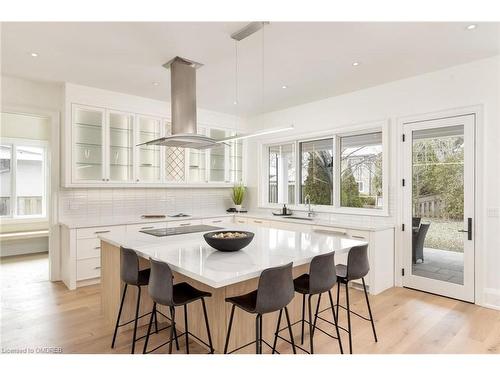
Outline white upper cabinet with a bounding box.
[107,111,134,182]
[66,104,243,187]
[72,105,105,182]
[136,115,162,183]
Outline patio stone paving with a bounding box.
[412,247,464,285]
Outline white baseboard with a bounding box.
[480,288,500,311]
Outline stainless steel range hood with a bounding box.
[138,56,224,150]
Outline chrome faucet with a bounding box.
[304,195,315,218]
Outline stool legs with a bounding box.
[272,309,283,354]
[131,285,142,354]
[362,278,377,342]
[300,294,306,345]
[284,307,296,354]
[143,302,156,354]
[168,306,176,354]
[308,295,314,354]
[255,314,262,354]
[184,304,190,354]
[328,290,343,354]
[345,282,353,354]
[224,305,236,354]
[201,298,214,354]
[111,283,128,349]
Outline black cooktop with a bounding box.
[140,225,222,237]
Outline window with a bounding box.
[268,143,295,204]
[262,123,387,215]
[299,138,333,205]
[340,132,383,209]
[0,139,47,219]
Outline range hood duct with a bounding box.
[138,56,225,150]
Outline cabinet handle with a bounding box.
[94,246,101,250]
[141,226,154,229]
[212,220,222,223]
[351,235,366,240]
[254,220,263,224]
[136,179,140,182]
[94,230,110,234]
[94,266,101,270]
[179,223,191,226]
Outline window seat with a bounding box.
[0,230,49,241]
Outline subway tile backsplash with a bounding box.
[59,188,233,222]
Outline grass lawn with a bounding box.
[421,218,464,252]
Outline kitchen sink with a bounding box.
[283,216,314,221]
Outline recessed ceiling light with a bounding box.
[233,101,238,105]
[30,52,38,57]
[281,85,288,89]
[466,24,477,30]
[352,61,360,66]
[152,82,159,86]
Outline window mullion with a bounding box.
[11,144,17,218]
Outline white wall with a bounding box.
[244,56,500,309]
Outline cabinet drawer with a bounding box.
[234,217,248,224]
[77,225,125,239]
[347,229,369,241]
[127,222,166,233]
[167,220,201,228]
[202,217,232,225]
[249,218,269,227]
[77,238,101,259]
[77,257,101,281]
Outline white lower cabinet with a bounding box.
[202,217,233,226]
[77,257,101,281]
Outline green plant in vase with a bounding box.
[232,184,246,212]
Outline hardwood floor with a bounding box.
[1,253,499,354]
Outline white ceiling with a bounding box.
[2,22,499,116]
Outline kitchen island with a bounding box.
[99,224,366,353]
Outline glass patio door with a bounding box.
[402,114,475,302]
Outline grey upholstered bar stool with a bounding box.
[335,244,377,354]
[111,247,165,354]
[293,251,343,354]
[143,258,214,354]
[223,263,296,354]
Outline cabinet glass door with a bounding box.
[73,106,105,181]
[137,116,161,182]
[108,112,133,182]
[229,135,243,183]
[188,126,207,182]
[208,128,227,182]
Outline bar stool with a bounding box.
[293,251,343,354]
[335,244,377,354]
[142,258,214,354]
[223,263,296,354]
[111,247,177,354]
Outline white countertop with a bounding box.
[239,212,394,232]
[99,223,366,289]
[59,212,234,229]
[60,211,393,232]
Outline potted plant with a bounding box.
[232,183,246,212]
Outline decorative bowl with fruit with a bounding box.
[203,231,255,252]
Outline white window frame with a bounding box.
[0,137,49,223]
[258,120,389,217]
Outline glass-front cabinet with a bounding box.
[108,111,134,182]
[70,104,243,186]
[73,106,105,182]
[136,116,162,183]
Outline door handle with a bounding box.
[458,218,472,241]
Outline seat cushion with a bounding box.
[136,268,151,286]
[293,273,310,294]
[172,282,211,306]
[336,264,348,280]
[225,290,258,313]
